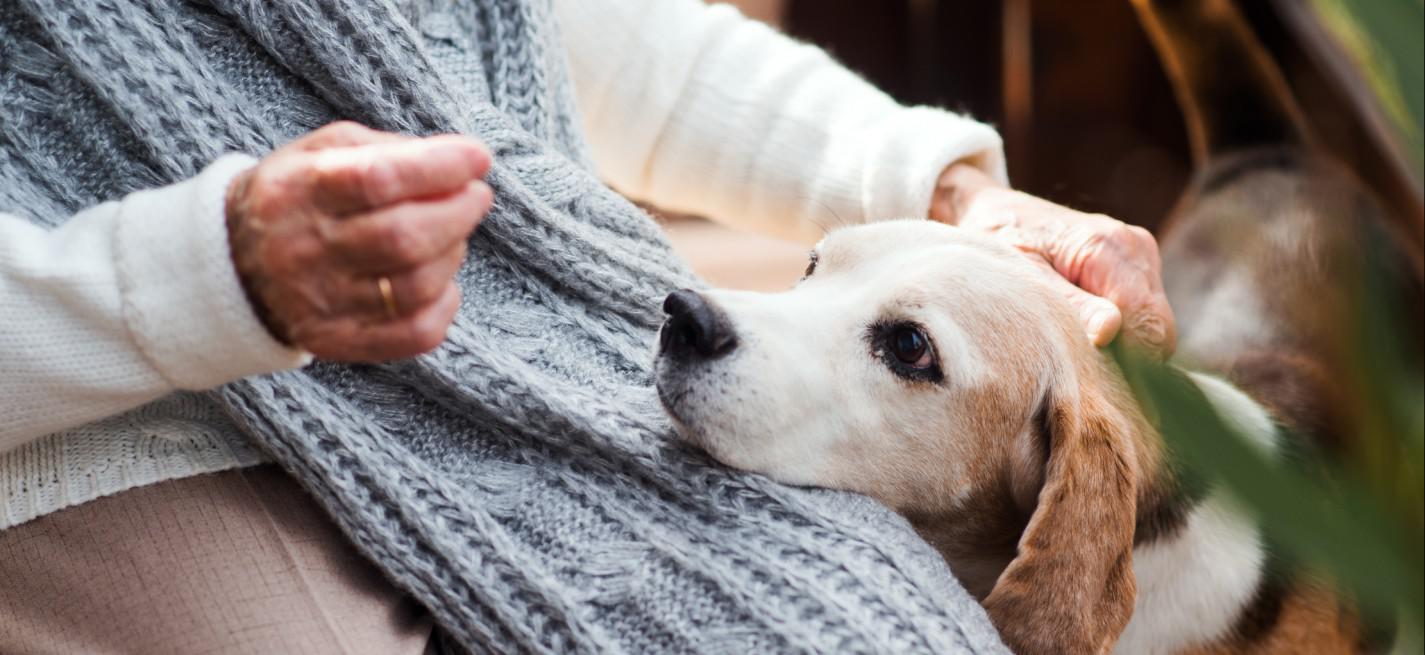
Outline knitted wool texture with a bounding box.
[0,1,1008,652]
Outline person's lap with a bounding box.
[0,465,432,655]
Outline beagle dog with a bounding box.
[656,213,1390,653]
[654,1,1420,653]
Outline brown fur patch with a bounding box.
[1179,578,1365,655]
[908,470,1031,601]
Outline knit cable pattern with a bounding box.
[0,1,1008,652]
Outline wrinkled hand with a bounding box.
[930,162,1176,357]
[225,121,493,361]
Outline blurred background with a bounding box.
[666,0,1424,291]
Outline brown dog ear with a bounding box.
[983,389,1139,655]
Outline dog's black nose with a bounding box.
[661,289,737,359]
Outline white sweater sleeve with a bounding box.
[0,155,311,451]
[556,0,1008,244]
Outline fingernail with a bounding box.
[462,140,493,173]
[473,146,493,170]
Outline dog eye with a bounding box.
[890,326,931,367]
[802,250,819,279]
[869,321,943,383]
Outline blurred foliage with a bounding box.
[1111,5,1424,650]
[1112,250,1424,652]
[1310,0,1425,176]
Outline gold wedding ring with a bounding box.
[377,276,398,319]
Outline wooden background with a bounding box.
[665,0,1422,291]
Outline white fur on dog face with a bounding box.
[656,219,1083,512]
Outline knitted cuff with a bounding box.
[860,107,1007,222]
[113,154,312,390]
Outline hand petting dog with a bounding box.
[931,161,1177,357]
[224,122,494,362]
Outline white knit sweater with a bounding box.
[0,0,1004,527]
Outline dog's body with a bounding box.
[654,1,1418,653]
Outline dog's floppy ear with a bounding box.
[983,388,1138,655]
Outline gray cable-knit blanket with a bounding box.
[0,0,1007,651]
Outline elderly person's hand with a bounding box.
[225,121,493,362]
[929,161,1176,358]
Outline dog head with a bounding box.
[655,219,1143,654]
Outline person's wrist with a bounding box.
[224,167,292,346]
[929,160,1002,225]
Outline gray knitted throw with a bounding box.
[0,1,1007,652]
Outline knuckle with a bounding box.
[338,163,372,201]
[1081,212,1119,232]
[311,159,363,202]
[1079,228,1112,254]
[246,172,289,217]
[1131,225,1162,256]
[381,223,426,265]
[1103,222,1147,253]
[393,274,436,311]
[362,159,400,206]
[1127,311,1171,347]
[322,120,367,141]
[410,268,450,304]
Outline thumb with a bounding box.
[1073,290,1123,348]
[1033,258,1122,346]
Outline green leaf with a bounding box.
[1112,341,1424,634]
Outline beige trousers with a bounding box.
[0,465,433,655]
